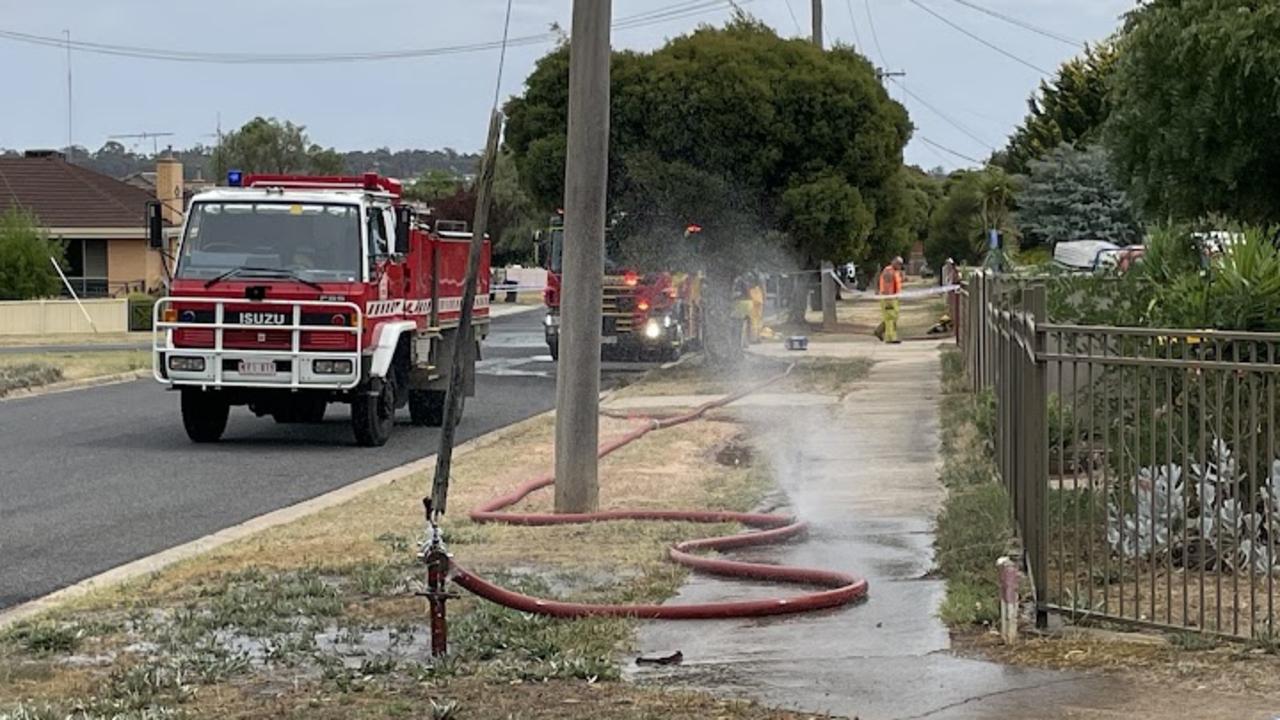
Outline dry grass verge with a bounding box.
[613,354,873,399]
[956,630,1280,698]
[0,397,824,718]
[0,350,148,387]
[0,332,150,348]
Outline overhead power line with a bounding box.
[917,136,985,165]
[0,0,748,65]
[905,0,1052,75]
[841,0,865,52]
[889,78,994,150]
[862,0,890,67]
[782,0,804,34]
[944,0,1084,48]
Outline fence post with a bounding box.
[1026,284,1049,629]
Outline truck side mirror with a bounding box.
[147,201,164,249]
[395,206,413,255]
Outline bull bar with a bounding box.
[153,297,365,391]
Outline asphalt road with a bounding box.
[0,309,631,610]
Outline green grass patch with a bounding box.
[0,622,82,656]
[1168,631,1220,652]
[934,349,1016,629]
[939,577,1001,627]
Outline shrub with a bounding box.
[0,209,63,300]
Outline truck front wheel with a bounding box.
[409,389,446,427]
[181,389,229,443]
[351,379,395,447]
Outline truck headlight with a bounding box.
[644,319,663,340]
[169,356,205,372]
[313,359,354,374]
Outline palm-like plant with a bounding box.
[1147,227,1280,332]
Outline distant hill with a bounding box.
[1,144,480,183]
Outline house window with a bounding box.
[61,239,109,297]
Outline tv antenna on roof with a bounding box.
[108,131,176,155]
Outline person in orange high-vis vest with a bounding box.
[877,256,904,343]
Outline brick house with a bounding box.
[0,150,183,297]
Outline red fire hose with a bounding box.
[450,364,869,619]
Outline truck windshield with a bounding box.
[546,226,621,273]
[548,227,564,273]
[175,202,362,282]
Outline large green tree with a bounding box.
[1016,144,1140,248]
[0,209,63,300]
[211,117,344,178]
[1105,0,1280,224]
[994,44,1116,175]
[505,18,910,343]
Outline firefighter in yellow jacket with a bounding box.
[747,274,765,342]
[877,256,904,344]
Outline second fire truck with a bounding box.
[540,215,703,362]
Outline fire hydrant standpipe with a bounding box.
[449,364,870,619]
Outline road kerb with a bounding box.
[0,408,554,631]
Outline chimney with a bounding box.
[156,149,184,225]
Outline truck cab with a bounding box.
[153,172,489,446]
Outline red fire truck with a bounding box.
[150,172,490,446]
[541,215,701,362]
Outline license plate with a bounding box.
[238,360,277,376]
[601,336,618,345]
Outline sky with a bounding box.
[0,0,1134,171]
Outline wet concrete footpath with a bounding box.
[626,339,1277,720]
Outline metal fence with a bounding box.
[960,270,1280,640]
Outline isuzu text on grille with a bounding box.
[239,312,287,325]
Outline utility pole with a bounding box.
[554,0,611,513]
[811,0,839,331]
[811,0,823,47]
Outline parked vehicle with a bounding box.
[1052,239,1144,273]
[151,172,490,446]
[540,214,702,362]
